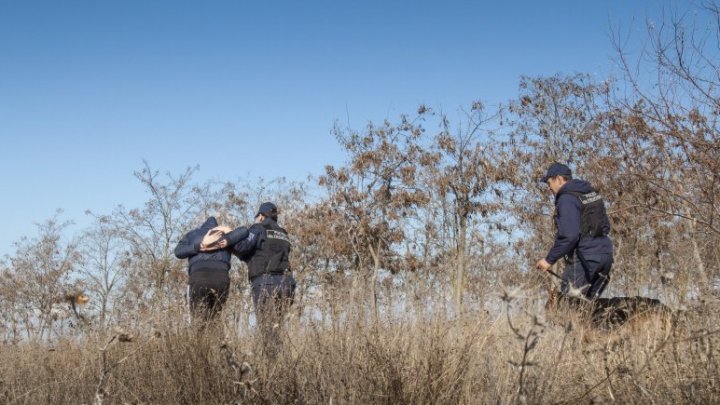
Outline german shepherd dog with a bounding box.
[545,287,673,343]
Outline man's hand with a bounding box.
[212,226,232,234]
[536,258,552,272]
[200,239,227,252]
[200,228,225,252]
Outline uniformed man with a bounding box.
[229,202,295,352]
[536,163,614,299]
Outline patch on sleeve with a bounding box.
[266,229,291,244]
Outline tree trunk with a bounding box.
[453,215,467,315]
[689,218,711,298]
[368,242,381,322]
[100,293,108,331]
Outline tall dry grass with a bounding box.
[1,287,718,404]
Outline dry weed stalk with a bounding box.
[501,285,545,403]
[93,328,152,405]
[219,340,256,400]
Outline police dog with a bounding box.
[545,287,673,344]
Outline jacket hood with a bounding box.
[559,179,595,195]
[200,216,219,230]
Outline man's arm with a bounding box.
[174,229,203,259]
[213,226,250,249]
[230,224,263,258]
[545,195,582,264]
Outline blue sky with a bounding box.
[0,0,679,256]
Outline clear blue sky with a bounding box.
[0,0,679,256]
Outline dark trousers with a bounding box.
[189,269,230,322]
[561,253,613,299]
[251,273,296,354]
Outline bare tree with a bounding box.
[421,103,507,313]
[108,162,201,309]
[0,212,81,341]
[610,2,720,297]
[78,214,130,331]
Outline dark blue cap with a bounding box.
[541,163,572,182]
[256,202,278,217]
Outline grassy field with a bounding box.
[1,289,718,405]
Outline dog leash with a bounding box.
[545,268,565,281]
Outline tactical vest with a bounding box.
[556,189,608,238]
[247,222,292,280]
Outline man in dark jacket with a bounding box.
[536,163,614,299]
[230,202,295,353]
[174,216,248,321]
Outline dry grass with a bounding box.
[1,291,718,404]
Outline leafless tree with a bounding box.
[421,103,508,312]
[0,212,81,341]
[610,2,720,297]
[78,213,130,331]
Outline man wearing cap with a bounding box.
[536,163,614,299]
[230,202,295,352]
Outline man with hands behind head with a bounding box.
[174,216,248,322]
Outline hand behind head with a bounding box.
[200,228,226,251]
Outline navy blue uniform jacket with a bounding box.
[546,180,613,265]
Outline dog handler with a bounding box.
[535,163,614,299]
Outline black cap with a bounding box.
[256,202,278,217]
[540,163,572,182]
